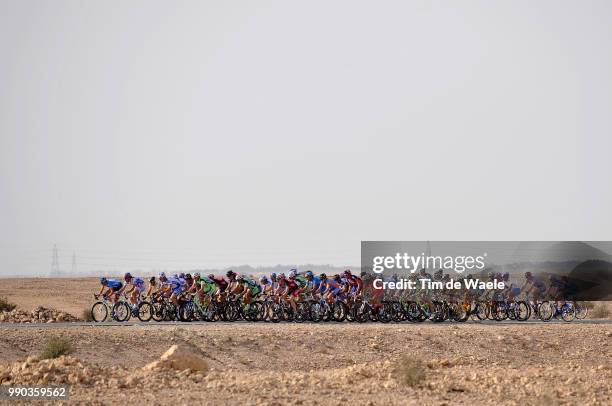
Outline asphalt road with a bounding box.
[1,319,611,329]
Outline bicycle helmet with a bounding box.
[259,275,268,283]
[193,272,200,279]
[305,270,313,278]
[208,274,215,280]
[149,276,156,283]
[124,272,132,281]
[320,273,327,280]
[288,269,297,278]
[99,277,107,284]
[226,270,236,278]
[333,274,341,282]
[525,271,532,279]
[277,273,286,280]
[502,272,509,280]
[271,272,277,281]
[237,275,244,281]
[344,269,352,277]
[179,272,185,279]
[185,273,192,280]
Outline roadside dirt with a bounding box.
[0,323,611,405]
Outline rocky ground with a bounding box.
[0,306,80,324]
[0,322,611,405]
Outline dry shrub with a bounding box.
[0,297,17,312]
[81,307,94,322]
[40,337,75,359]
[394,355,426,387]
[0,296,16,312]
[591,303,611,319]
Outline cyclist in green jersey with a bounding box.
[236,275,261,305]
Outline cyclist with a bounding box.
[208,273,229,296]
[322,274,342,304]
[236,275,261,304]
[343,269,363,299]
[278,273,300,312]
[195,273,218,306]
[288,269,308,294]
[145,276,158,298]
[259,275,274,295]
[160,272,185,305]
[304,271,323,295]
[98,277,123,303]
[520,272,546,302]
[118,272,145,308]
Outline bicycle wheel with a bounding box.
[136,302,152,322]
[575,303,588,319]
[178,302,194,322]
[112,302,129,322]
[91,302,108,322]
[560,302,575,322]
[514,301,530,321]
[475,302,488,320]
[294,302,310,323]
[538,301,554,321]
[332,301,347,322]
[151,301,165,322]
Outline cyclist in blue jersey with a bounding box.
[159,272,185,305]
[98,277,123,303]
[322,275,342,303]
[118,272,145,308]
[304,270,322,295]
[259,275,274,295]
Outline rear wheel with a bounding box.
[575,303,588,319]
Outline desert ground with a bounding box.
[0,278,611,405]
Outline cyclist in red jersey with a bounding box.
[278,274,299,312]
[343,269,363,298]
[208,273,229,296]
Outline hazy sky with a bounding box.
[1,1,611,275]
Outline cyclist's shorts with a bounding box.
[349,285,359,295]
[327,287,340,296]
[288,287,300,297]
[511,287,521,296]
[171,285,183,295]
[249,286,261,296]
[111,283,123,292]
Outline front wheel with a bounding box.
[137,302,152,322]
[112,302,130,322]
[91,302,108,322]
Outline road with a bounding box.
[1,319,611,328]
